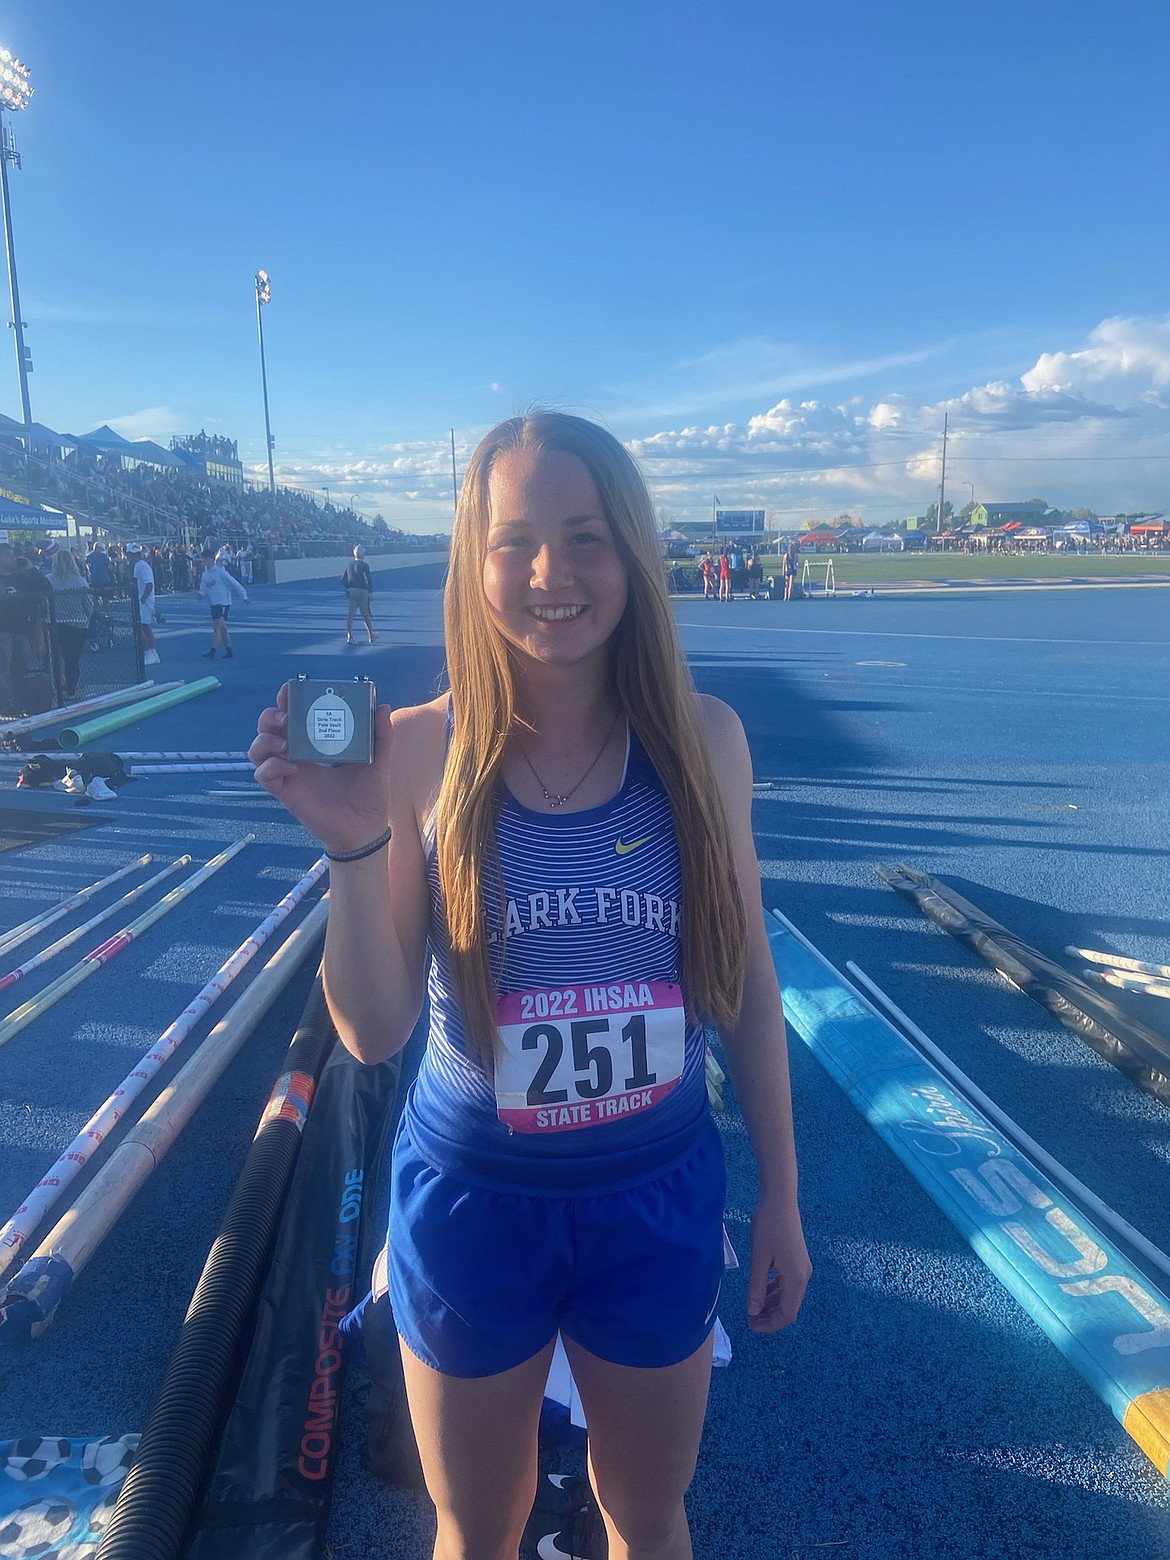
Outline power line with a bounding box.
[641,452,1170,476]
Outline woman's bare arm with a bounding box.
[251,691,446,1064]
[700,694,812,1332]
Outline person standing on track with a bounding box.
[251,412,810,1560]
[127,544,160,666]
[342,544,377,644]
[197,546,249,661]
[782,541,799,602]
[718,547,732,601]
[47,544,92,700]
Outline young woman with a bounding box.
[783,541,799,602]
[47,545,92,699]
[251,413,810,1560]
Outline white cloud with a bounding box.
[264,433,487,529]
[624,315,1170,522]
[102,406,195,442]
[239,314,1170,530]
[605,335,951,422]
[1020,314,1170,408]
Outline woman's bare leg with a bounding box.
[562,1332,714,1560]
[398,1337,555,1560]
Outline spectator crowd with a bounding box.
[0,535,261,714]
[0,433,430,566]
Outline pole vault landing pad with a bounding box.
[769,911,1170,1478]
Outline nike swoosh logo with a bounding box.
[615,833,656,856]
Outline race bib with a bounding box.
[495,980,685,1134]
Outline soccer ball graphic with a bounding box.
[0,1495,76,1557]
[0,1441,71,1484]
[79,1435,137,1489]
[82,1485,123,1540]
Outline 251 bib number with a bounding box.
[495,980,685,1134]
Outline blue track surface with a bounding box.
[1,573,1168,1558]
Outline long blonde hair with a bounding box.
[51,549,83,584]
[436,412,747,1066]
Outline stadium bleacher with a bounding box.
[0,418,425,565]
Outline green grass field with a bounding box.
[752,551,1170,584]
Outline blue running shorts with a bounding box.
[386,1115,726,1378]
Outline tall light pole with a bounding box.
[254,270,276,496]
[965,479,975,517]
[936,412,949,534]
[0,48,34,475]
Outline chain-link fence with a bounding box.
[0,588,145,725]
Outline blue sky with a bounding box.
[2,0,1168,530]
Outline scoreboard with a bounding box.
[715,509,764,536]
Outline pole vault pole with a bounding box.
[0,838,253,1052]
[0,895,329,1341]
[1069,947,1170,982]
[0,857,327,1283]
[90,752,252,763]
[0,856,153,961]
[0,856,190,994]
[127,763,254,777]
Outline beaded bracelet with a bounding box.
[324,826,393,863]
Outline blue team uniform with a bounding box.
[388,727,726,1377]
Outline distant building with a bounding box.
[970,501,1049,529]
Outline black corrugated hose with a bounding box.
[97,973,336,1560]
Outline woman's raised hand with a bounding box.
[249,682,395,855]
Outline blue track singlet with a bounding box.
[404,726,711,1195]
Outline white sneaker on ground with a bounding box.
[87,777,117,801]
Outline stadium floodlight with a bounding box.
[0,52,32,112]
[0,47,33,458]
[254,269,276,496]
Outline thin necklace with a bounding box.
[517,709,623,809]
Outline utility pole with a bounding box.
[937,412,949,534]
[0,50,35,481]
